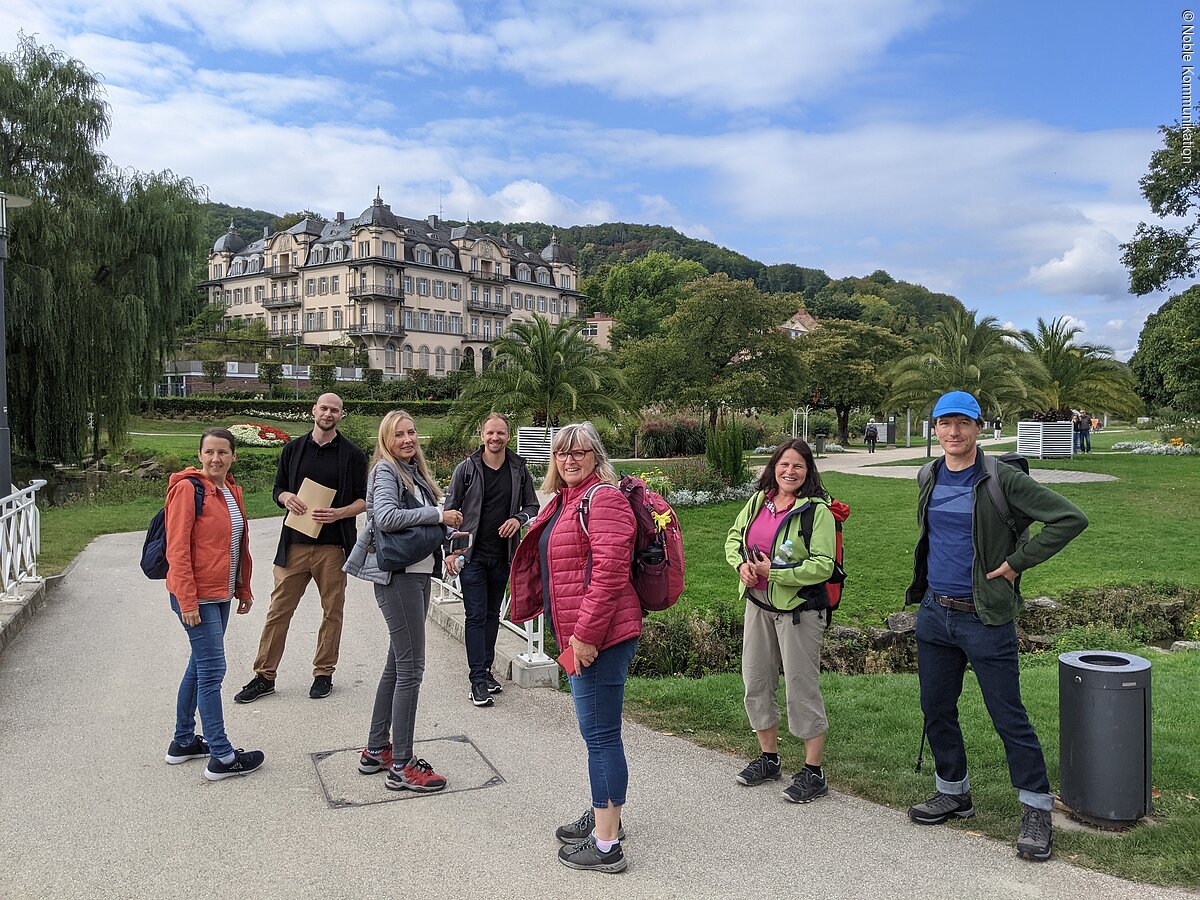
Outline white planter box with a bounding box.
[1016,421,1075,459]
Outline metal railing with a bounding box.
[349,283,404,300]
[431,575,549,664]
[1,480,46,597]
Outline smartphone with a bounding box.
[449,533,471,552]
[557,645,577,676]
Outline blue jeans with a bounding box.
[915,590,1053,810]
[170,596,233,760]
[569,637,639,809]
[458,551,509,684]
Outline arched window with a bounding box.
[403,344,413,371]
[451,348,461,371]
[419,346,430,371]
[385,342,397,371]
[438,250,455,268]
[536,268,550,285]
[435,347,445,372]
[517,264,531,282]
[415,245,432,265]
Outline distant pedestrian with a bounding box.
[864,422,879,454]
[164,428,264,781]
[1078,412,1092,453]
[992,418,1002,441]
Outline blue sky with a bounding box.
[3,1,1185,356]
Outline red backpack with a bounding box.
[798,497,850,624]
[579,475,686,613]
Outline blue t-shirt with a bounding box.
[926,458,982,597]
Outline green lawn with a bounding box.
[625,649,1200,887]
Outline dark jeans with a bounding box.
[569,637,639,808]
[459,551,509,684]
[170,596,233,760]
[915,590,1053,810]
[369,573,431,764]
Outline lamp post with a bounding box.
[0,191,32,497]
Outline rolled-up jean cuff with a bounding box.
[935,773,971,795]
[1019,790,1055,811]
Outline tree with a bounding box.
[1129,286,1200,412]
[2,36,204,460]
[588,251,707,346]
[1016,317,1143,416]
[886,309,1037,419]
[362,368,383,398]
[273,209,328,231]
[800,321,907,444]
[1121,124,1200,295]
[620,274,805,427]
[310,363,337,393]
[259,361,283,397]
[202,360,226,394]
[452,316,627,432]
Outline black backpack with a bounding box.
[140,476,205,579]
[918,451,1030,541]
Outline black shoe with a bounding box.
[165,735,210,765]
[204,748,265,781]
[470,682,494,707]
[908,790,975,825]
[233,675,275,704]
[484,672,503,694]
[310,675,333,699]
[782,768,828,804]
[558,835,627,873]
[1016,803,1053,861]
[735,753,782,786]
[555,807,625,844]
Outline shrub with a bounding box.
[706,422,747,486]
[636,415,704,458]
[739,420,767,451]
[144,397,453,418]
[337,416,377,453]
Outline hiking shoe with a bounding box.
[1016,804,1053,862]
[555,807,626,844]
[233,675,275,704]
[204,749,265,781]
[558,835,627,873]
[470,682,494,707]
[358,744,393,775]
[484,672,503,694]
[310,675,333,699]
[165,735,209,765]
[908,790,976,825]
[385,758,447,793]
[782,768,828,804]
[735,753,782,786]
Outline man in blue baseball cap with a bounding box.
[904,390,1087,862]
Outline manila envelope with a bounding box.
[284,477,338,538]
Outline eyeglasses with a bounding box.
[553,448,593,462]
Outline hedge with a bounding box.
[142,397,455,418]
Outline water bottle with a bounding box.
[643,541,666,566]
[773,539,794,566]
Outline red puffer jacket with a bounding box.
[509,473,642,650]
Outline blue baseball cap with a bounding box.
[932,390,982,421]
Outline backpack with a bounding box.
[865,424,878,440]
[796,497,850,625]
[917,451,1030,542]
[140,476,205,579]
[578,475,685,613]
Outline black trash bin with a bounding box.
[1058,651,1151,824]
[814,433,827,456]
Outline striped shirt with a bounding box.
[200,487,245,603]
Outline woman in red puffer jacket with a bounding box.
[509,422,639,874]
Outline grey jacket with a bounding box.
[343,460,446,585]
[444,448,540,564]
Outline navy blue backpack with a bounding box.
[140,476,205,579]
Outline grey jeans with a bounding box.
[368,573,431,763]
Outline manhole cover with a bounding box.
[312,734,505,808]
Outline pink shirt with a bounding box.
[744,496,796,590]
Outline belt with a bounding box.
[933,593,976,612]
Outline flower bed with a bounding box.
[1111,440,1198,455]
[229,423,291,447]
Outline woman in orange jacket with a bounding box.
[164,428,264,781]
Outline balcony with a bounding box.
[347,322,404,337]
[467,299,512,316]
[263,294,302,309]
[349,282,404,301]
[470,270,506,283]
[266,262,293,278]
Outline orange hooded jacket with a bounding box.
[165,467,253,613]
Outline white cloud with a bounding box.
[1025,231,1128,298]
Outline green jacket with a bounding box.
[905,451,1088,625]
[725,491,836,611]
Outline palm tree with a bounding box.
[452,315,628,433]
[1017,317,1143,416]
[886,308,1039,417]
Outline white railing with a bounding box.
[1,480,46,597]
[431,575,550,664]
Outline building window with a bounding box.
[536,295,546,312]
[332,244,341,262]
[471,285,479,304]
[403,276,413,294]
[439,250,454,268]
[419,311,430,331]
[360,307,368,328]
[561,274,572,289]
[305,279,316,296]
[403,309,413,330]
[483,288,491,307]
[451,348,461,370]
[403,345,413,370]
[511,291,521,309]
[381,241,397,259]
[495,320,504,337]
[385,307,395,329]
[551,297,560,313]
[254,286,264,302]
[434,280,445,298]
[333,309,343,330]
[415,246,432,264]
[435,313,445,333]
[470,257,479,272]
[563,299,570,316]
[450,283,460,301]
[435,347,445,372]
[291,312,299,332]
[419,346,430,371]
[233,288,242,304]
[537,269,550,285]
[525,295,533,310]
[213,263,223,279]
[417,278,429,295]
[358,240,370,258]
[517,264,530,282]
[224,291,232,307]
[271,314,278,332]
[318,277,328,295]
[451,315,462,334]
[385,343,397,371]
[331,275,340,294]
[385,273,395,291]
[471,317,479,335]
[483,320,492,339]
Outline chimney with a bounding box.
[263,226,270,238]
[427,214,439,229]
[516,233,524,246]
[336,211,345,225]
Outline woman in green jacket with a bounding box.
[725,439,837,804]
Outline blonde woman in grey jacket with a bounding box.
[347,410,462,792]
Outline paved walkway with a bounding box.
[0,514,1187,899]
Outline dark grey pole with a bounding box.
[0,228,10,496]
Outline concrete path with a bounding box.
[0,516,1188,899]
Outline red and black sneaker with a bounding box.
[385,757,447,793]
[359,744,393,775]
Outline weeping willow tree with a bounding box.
[1,35,204,461]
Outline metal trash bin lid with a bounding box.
[1059,650,1150,689]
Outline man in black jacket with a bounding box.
[444,414,540,707]
[235,393,367,702]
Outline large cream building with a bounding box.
[203,191,585,377]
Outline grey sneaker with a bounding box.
[1016,804,1053,861]
[735,753,782,786]
[908,790,975,825]
[558,835,627,873]
[555,807,625,844]
[782,768,828,804]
